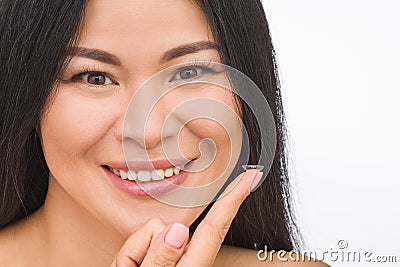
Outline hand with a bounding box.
[111,169,263,267]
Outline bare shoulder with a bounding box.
[214,245,331,267]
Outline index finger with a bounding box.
[177,170,263,266]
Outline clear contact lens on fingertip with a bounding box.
[241,164,264,171]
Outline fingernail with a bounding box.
[249,172,263,193]
[164,223,189,249]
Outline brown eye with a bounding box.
[81,72,113,85]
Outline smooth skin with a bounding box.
[111,170,263,267]
[0,0,330,266]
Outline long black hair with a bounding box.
[0,0,303,252]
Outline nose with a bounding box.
[120,87,179,150]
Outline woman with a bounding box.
[0,0,328,266]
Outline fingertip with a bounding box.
[249,171,263,193]
[141,222,189,266]
[164,223,189,250]
[221,170,258,196]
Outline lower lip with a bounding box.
[103,163,191,198]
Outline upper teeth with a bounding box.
[109,165,184,182]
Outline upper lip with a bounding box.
[103,158,194,172]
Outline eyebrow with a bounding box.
[69,41,219,66]
[69,47,122,66]
[159,41,219,63]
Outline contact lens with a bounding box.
[241,165,264,171]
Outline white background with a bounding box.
[262,1,400,266]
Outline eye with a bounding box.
[170,66,207,82]
[80,72,113,85]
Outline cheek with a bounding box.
[40,88,117,167]
[186,118,241,161]
[185,88,242,155]
[178,89,242,180]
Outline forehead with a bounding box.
[78,0,213,66]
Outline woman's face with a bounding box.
[40,0,242,237]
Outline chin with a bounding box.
[105,202,204,237]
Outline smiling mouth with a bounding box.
[101,159,195,183]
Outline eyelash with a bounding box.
[65,59,217,88]
[69,67,117,88]
[168,59,216,83]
